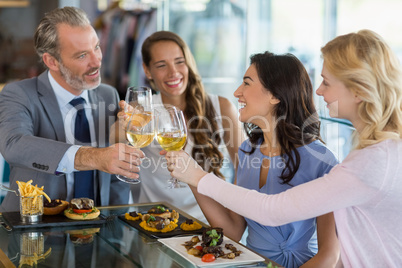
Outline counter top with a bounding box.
[0,202,282,268]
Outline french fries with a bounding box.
[18,248,52,268]
[16,180,51,216]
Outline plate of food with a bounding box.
[158,227,265,267]
[118,205,206,238]
[2,197,106,229]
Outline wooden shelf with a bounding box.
[0,0,30,7]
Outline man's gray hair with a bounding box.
[34,6,91,63]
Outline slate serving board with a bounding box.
[118,208,205,239]
[2,211,106,230]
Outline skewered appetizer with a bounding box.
[138,206,180,232]
[147,205,179,219]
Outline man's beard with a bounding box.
[59,61,101,91]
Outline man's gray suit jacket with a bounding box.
[0,71,130,212]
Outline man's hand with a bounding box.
[110,101,131,144]
[117,100,130,130]
[117,100,130,121]
[75,143,145,179]
[161,150,208,187]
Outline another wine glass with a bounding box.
[123,86,152,117]
[155,106,187,189]
[116,86,154,184]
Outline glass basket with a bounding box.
[19,195,43,223]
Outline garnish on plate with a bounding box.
[202,227,223,247]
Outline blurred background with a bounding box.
[1,0,402,201]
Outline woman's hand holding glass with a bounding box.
[155,106,187,188]
[162,150,208,188]
[116,86,154,184]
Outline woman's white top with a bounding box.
[137,93,224,223]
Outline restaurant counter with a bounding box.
[0,202,282,268]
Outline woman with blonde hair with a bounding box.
[165,29,402,267]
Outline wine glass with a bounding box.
[123,86,152,116]
[116,86,154,184]
[155,106,187,189]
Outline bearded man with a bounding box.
[0,7,143,212]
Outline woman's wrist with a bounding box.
[193,170,209,188]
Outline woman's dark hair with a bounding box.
[142,31,224,178]
[244,52,323,184]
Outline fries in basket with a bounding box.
[17,180,51,216]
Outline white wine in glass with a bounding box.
[156,131,187,151]
[116,86,154,184]
[126,130,154,149]
[126,112,154,147]
[156,106,187,189]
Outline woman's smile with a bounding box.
[165,78,183,88]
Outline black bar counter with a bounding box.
[0,202,282,268]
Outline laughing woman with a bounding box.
[114,31,243,223]
[167,51,340,267]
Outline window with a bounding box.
[95,0,402,161]
[165,0,402,161]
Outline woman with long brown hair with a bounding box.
[125,31,243,222]
[166,51,340,267]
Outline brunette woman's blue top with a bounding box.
[237,139,338,268]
